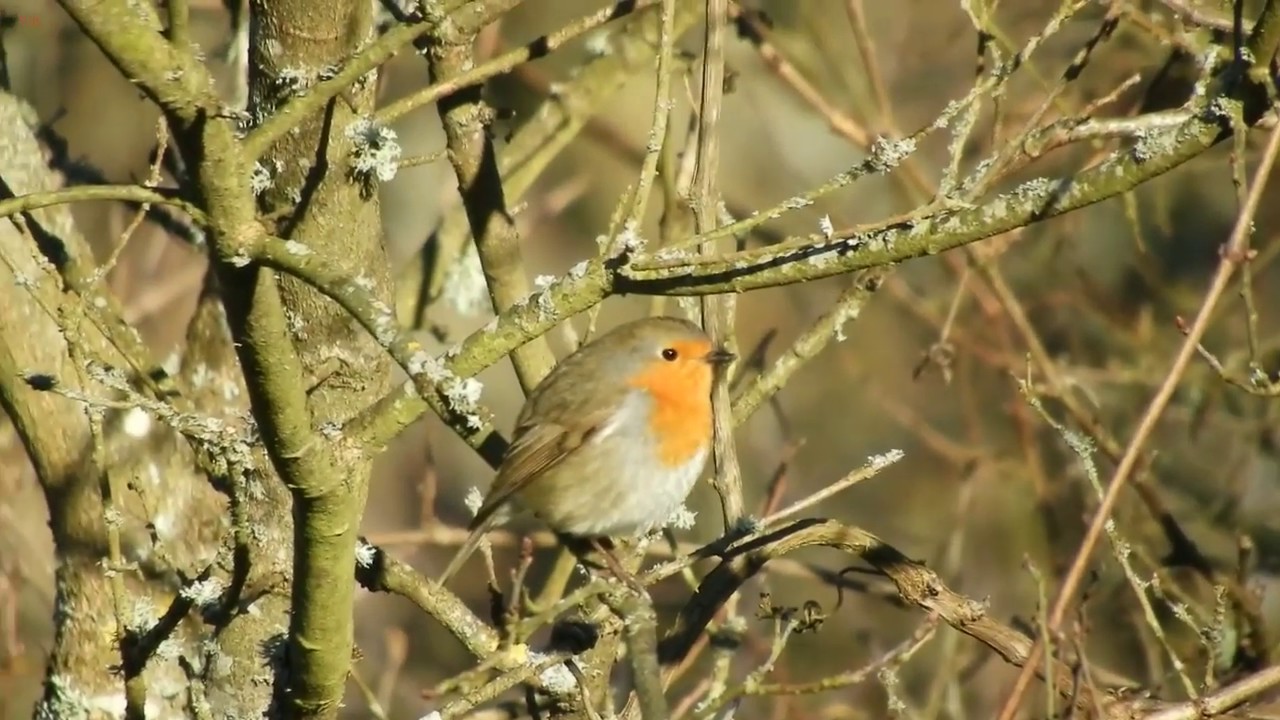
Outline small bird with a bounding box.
[437,316,734,586]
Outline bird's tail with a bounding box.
[437,515,497,586]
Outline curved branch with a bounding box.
[55,0,220,122]
[354,541,499,658]
[0,185,208,226]
[656,518,1094,712]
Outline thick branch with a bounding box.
[54,0,220,122]
[428,14,556,392]
[240,0,394,716]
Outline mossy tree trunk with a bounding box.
[0,0,392,717]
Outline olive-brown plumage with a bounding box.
[437,316,733,585]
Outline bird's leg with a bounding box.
[589,538,647,595]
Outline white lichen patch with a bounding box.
[832,303,861,342]
[584,30,613,58]
[442,244,489,317]
[665,504,697,530]
[276,66,312,93]
[346,117,402,183]
[126,600,158,633]
[250,161,273,195]
[121,407,152,438]
[819,214,834,240]
[867,135,917,172]
[442,377,484,422]
[529,652,577,693]
[464,486,484,517]
[867,448,905,471]
[355,539,376,568]
[102,508,123,529]
[408,353,484,429]
[180,577,227,608]
[35,675,92,720]
[371,304,398,346]
[616,221,646,253]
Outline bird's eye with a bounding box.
[661,347,679,361]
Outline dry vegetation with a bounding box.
[2,0,1280,719]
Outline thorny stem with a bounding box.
[654,518,1091,710]
[731,269,885,421]
[97,120,171,282]
[1025,392,1200,698]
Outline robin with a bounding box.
[437,316,735,586]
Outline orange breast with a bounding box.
[625,340,715,467]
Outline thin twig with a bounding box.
[622,0,675,229]
[691,0,744,532]
[995,102,1280,720]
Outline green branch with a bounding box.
[356,64,1272,462]
[55,0,220,122]
[1247,0,1280,68]
[241,15,441,160]
[397,0,699,318]
[617,100,1249,295]
[0,185,208,226]
[257,239,613,455]
[427,9,557,392]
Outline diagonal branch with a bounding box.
[654,518,1094,712]
[995,74,1280,720]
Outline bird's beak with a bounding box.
[704,347,736,367]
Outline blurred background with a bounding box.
[2,0,1280,717]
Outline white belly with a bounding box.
[520,392,708,537]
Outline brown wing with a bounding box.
[468,406,614,531]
